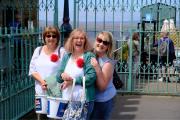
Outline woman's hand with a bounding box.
[91,57,99,68]
[40,80,47,90]
[31,72,47,90]
[60,72,73,89]
[61,72,73,81]
[91,58,101,72]
[61,80,73,89]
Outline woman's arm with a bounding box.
[29,47,40,76]
[91,58,113,91]
[29,46,47,89]
[31,72,47,89]
[56,53,73,83]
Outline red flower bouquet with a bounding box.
[50,54,59,62]
[76,58,84,68]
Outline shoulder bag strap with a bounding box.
[82,76,86,102]
[38,46,43,55]
[69,78,76,101]
[58,46,61,57]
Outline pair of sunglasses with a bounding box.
[96,37,109,46]
[46,34,57,38]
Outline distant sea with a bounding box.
[39,20,137,41]
[39,20,180,50]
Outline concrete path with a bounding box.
[21,94,180,120]
[111,94,180,120]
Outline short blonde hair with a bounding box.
[64,28,91,53]
[95,31,113,58]
[42,26,60,44]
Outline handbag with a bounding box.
[113,69,124,89]
[63,77,88,120]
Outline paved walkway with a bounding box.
[21,94,180,120]
[111,94,180,120]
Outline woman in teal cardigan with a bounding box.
[56,28,96,119]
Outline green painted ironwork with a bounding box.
[0,0,63,119]
[53,0,58,27]
[74,0,180,95]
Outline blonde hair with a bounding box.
[95,31,113,58]
[64,28,91,53]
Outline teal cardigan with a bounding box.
[56,52,97,102]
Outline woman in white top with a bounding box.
[56,28,96,119]
[29,26,65,95]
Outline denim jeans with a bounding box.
[86,101,94,120]
[90,98,114,120]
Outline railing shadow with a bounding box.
[111,94,141,120]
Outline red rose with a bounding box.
[50,54,59,62]
[76,58,84,68]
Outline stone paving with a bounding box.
[21,94,180,120]
[111,95,180,120]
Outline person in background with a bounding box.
[128,32,140,78]
[156,31,176,82]
[90,31,116,120]
[9,10,23,72]
[29,26,65,118]
[144,34,150,53]
[9,10,21,31]
[56,28,96,119]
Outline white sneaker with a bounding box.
[158,77,163,82]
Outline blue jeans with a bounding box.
[86,101,94,120]
[90,98,114,120]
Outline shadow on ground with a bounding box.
[21,94,180,120]
[111,94,141,120]
[21,94,142,120]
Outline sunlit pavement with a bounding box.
[111,94,180,120]
[21,94,180,120]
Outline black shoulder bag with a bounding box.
[113,69,124,89]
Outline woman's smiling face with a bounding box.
[45,32,58,48]
[73,31,86,53]
[95,34,109,55]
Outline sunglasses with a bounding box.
[96,37,109,46]
[46,34,57,38]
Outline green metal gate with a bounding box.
[0,0,60,119]
[74,0,180,95]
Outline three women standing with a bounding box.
[29,27,116,119]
